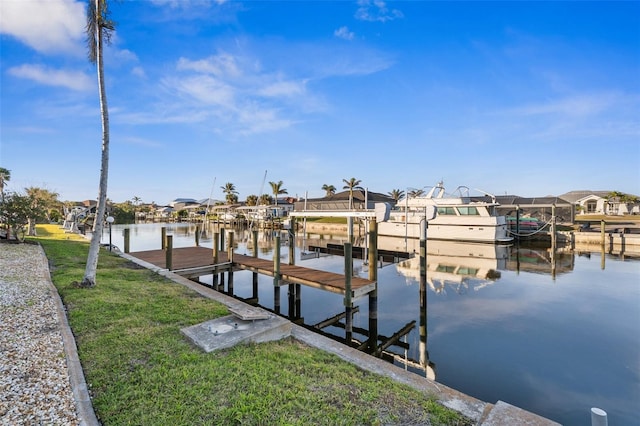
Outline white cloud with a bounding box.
[177,54,243,78]
[8,64,92,92]
[355,0,403,23]
[170,74,236,107]
[0,0,85,56]
[508,93,621,118]
[112,49,139,63]
[131,66,146,78]
[334,26,355,41]
[258,80,307,98]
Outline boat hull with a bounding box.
[378,214,512,243]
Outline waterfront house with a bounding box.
[559,190,640,216]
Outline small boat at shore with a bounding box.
[377,182,513,244]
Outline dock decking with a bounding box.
[130,246,376,298]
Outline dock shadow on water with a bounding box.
[107,222,640,426]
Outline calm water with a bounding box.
[103,222,640,425]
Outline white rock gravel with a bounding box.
[0,243,82,426]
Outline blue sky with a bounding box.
[1,0,639,205]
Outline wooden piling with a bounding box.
[288,227,298,319]
[228,264,234,295]
[227,231,234,263]
[195,225,200,246]
[419,219,429,368]
[212,232,219,288]
[227,231,234,294]
[551,205,557,279]
[165,235,173,270]
[515,205,520,240]
[161,227,167,250]
[344,242,353,344]
[123,228,130,253]
[600,220,606,247]
[368,220,378,353]
[274,234,281,314]
[252,230,259,301]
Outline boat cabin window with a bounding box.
[456,267,479,275]
[436,265,457,273]
[457,207,480,215]
[437,207,457,215]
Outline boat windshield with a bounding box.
[457,207,480,215]
[437,207,457,215]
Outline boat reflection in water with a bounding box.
[392,239,508,294]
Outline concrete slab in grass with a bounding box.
[181,314,291,353]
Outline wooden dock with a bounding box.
[130,246,376,298]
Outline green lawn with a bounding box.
[30,224,470,425]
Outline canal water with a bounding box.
[103,222,639,425]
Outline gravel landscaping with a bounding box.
[0,242,81,426]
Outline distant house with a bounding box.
[153,206,174,219]
[559,190,639,216]
[169,198,199,210]
[294,189,395,211]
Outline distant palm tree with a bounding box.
[258,194,272,205]
[221,182,238,204]
[245,195,258,206]
[342,177,363,209]
[408,189,425,198]
[388,189,405,202]
[322,184,336,197]
[269,180,287,206]
[82,0,115,288]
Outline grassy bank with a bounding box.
[30,224,469,425]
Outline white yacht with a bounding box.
[378,182,513,243]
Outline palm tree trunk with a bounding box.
[82,0,110,287]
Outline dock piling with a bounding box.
[344,242,353,344]
[165,235,173,270]
[252,230,259,301]
[212,232,219,288]
[368,220,378,353]
[123,228,130,253]
[591,408,608,426]
[274,234,281,314]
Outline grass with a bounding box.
[29,224,471,425]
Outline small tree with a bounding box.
[0,192,33,241]
[25,187,59,236]
[0,167,10,197]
